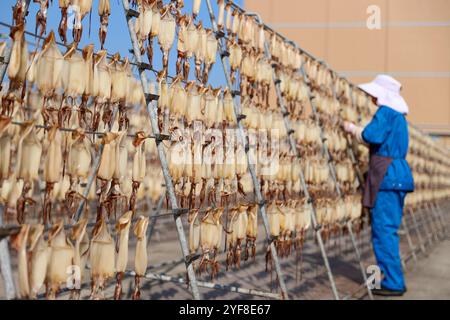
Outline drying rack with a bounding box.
[0,0,448,301]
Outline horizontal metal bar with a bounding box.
[9,120,167,141]
[131,271,282,299]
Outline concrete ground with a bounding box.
[390,238,450,300]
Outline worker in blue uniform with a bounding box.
[344,75,414,296]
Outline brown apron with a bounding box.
[363,154,393,208]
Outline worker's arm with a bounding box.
[361,107,391,145]
[344,122,366,145]
[344,107,391,146]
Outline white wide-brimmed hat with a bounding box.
[358,74,409,115]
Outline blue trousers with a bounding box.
[371,190,406,291]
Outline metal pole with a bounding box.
[136,271,282,299]
[120,0,201,300]
[408,207,427,254]
[246,12,340,300]
[432,202,447,233]
[147,192,166,246]
[433,203,445,233]
[421,204,438,241]
[204,0,289,300]
[401,218,418,264]
[418,205,434,245]
[426,202,444,239]
[0,205,15,299]
[0,46,12,89]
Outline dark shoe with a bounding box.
[371,288,406,297]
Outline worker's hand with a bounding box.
[343,121,356,134]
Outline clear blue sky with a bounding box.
[0,0,243,86]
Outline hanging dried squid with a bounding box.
[194,22,207,82]
[11,224,31,299]
[114,210,133,300]
[61,42,87,125]
[7,23,27,93]
[226,204,248,269]
[92,50,111,131]
[71,0,93,43]
[35,0,49,37]
[15,122,41,224]
[46,220,75,299]
[244,204,257,261]
[176,14,189,78]
[58,0,70,43]
[192,0,202,20]
[217,0,225,31]
[43,125,63,225]
[80,44,95,127]
[135,0,154,55]
[66,129,92,217]
[35,32,64,123]
[199,208,223,279]
[169,76,187,120]
[203,29,218,83]
[0,117,12,182]
[188,209,200,257]
[158,6,176,76]
[130,132,147,213]
[68,218,89,299]
[146,3,161,67]
[12,0,27,25]
[90,217,115,299]
[133,215,149,300]
[28,224,50,299]
[96,132,119,220]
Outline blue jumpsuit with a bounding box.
[362,105,415,291]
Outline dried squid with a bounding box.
[28,224,50,299]
[69,218,89,299]
[46,220,74,299]
[98,0,110,48]
[133,216,149,300]
[90,217,115,299]
[43,125,63,225]
[114,211,133,300]
[158,6,176,76]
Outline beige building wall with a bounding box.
[246,0,450,145]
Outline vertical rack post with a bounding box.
[427,205,440,241]
[425,202,442,240]
[205,0,289,300]
[418,205,434,246]
[120,0,201,300]
[429,203,445,236]
[246,12,339,300]
[408,207,427,254]
[401,218,418,264]
[432,202,447,233]
[298,64,374,300]
[147,191,167,245]
[0,46,12,89]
